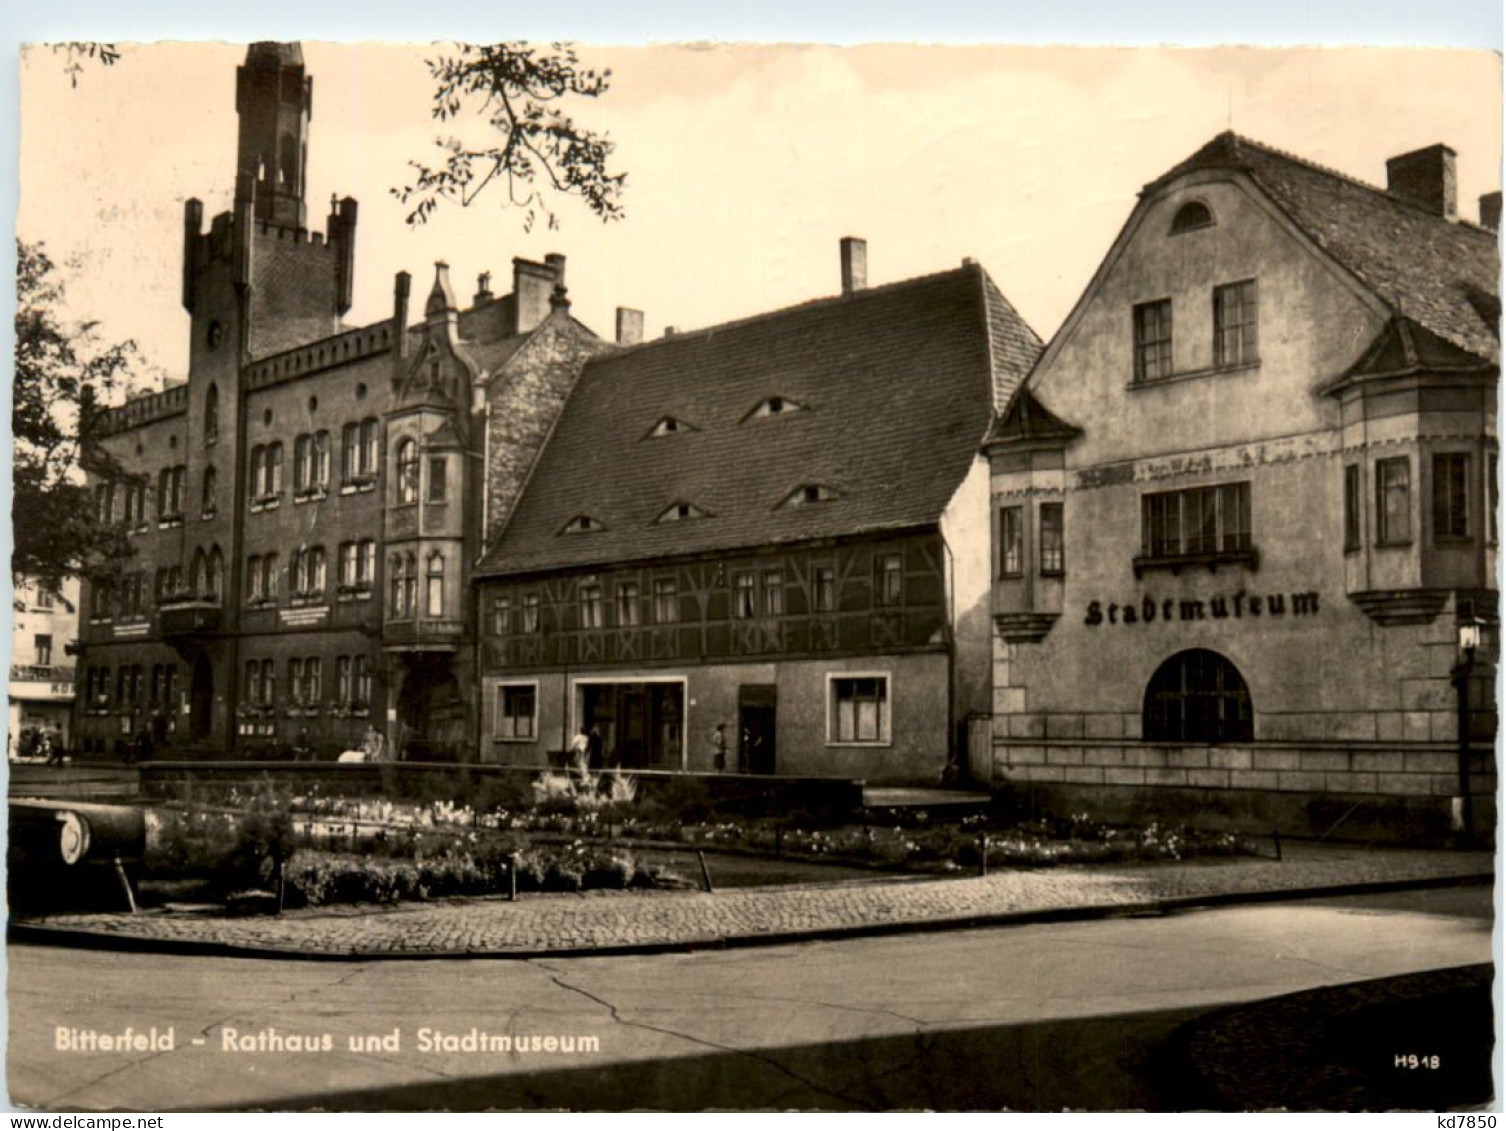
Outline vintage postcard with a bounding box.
[7,39,1499,1112]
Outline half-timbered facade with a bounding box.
[477,248,1041,783]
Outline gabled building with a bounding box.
[9,575,80,755]
[475,243,1041,782]
[985,133,1499,840]
[73,43,606,761]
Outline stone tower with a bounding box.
[181,40,358,362]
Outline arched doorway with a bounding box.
[1143,649,1252,743]
[189,654,214,742]
[396,656,467,761]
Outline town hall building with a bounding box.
[73,43,609,760]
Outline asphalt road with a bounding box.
[6,887,1492,1111]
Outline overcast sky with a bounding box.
[18,42,1501,390]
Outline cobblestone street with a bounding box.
[15,843,1492,958]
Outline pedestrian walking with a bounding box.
[711,723,728,771]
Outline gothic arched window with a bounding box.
[426,552,445,617]
[396,439,420,504]
[1143,649,1252,743]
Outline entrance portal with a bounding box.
[396,656,467,761]
[738,684,777,774]
[579,680,685,770]
[189,654,214,742]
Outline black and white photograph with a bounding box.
[5,28,1500,1112]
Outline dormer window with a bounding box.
[561,515,607,534]
[1170,201,1214,234]
[747,395,808,420]
[648,416,695,438]
[656,502,709,523]
[782,483,840,507]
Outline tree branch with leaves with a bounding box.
[14,240,139,587]
[394,43,627,232]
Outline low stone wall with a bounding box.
[992,739,1497,844]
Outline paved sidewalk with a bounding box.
[11,843,1493,960]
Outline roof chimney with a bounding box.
[1479,192,1501,232]
[474,270,493,306]
[840,237,867,295]
[392,271,412,360]
[1385,144,1458,220]
[512,257,555,334]
[616,307,644,346]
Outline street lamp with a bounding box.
[1451,613,1485,844]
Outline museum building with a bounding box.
[474,244,1041,781]
[984,133,1500,840]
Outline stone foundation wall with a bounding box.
[993,738,1497,842]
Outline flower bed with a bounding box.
[140,769,1256,913]
[283,841,691,908]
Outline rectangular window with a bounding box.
[1376,457,1411,545]
[762,569,785,616]
[1432,452,1470,541]
[1213,280,1259,367]
[339,542,358,586]
[1490,452,1499,546]
[492,595,512,635]
[580,583,603,629]
[1000,506,1023,577]
[812,566,836,613]
[294,435,312,492]
[520,593,541,634]
[360,541,376,585]
[342,423,359,481]
[313,431,330,488]
[34,634,52,667]
[246,555,262,603]
[616,582,640,627]
[830,675,890,745]
[1343,464,1362,551]
[653,578,679,624]
[1140,482,1252,561]
[361,420,380,476]
[336,656,352,705]
[354,656,371,707]
[427,457,447,504]
[495,684,537,740]
[875,554,903,607]
[426,555,445,617]
[34,584,54,611]
[733,573,756,619]
[1039,502,1064,575]
[1133,299,1173,382]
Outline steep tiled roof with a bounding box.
[477,264,1040,577]
[1150,132,1500,363]
[981,272,1044,408]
